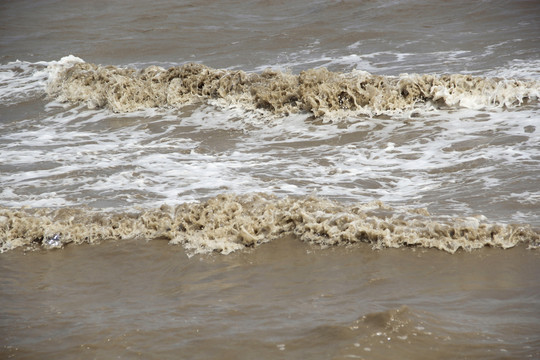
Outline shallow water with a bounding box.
[1,0,539,358]
[2,239,539,359]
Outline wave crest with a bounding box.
[1,194,538,254]
[46,57,539,116]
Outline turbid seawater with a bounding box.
[1,0,539,358]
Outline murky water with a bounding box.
[1,0,539,358]
[2,240,539,359]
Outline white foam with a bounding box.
[0,56,538,226]
[1,98,538,222]
[0,56,85,106]
[486,59,540,81]
[0,60,47,104]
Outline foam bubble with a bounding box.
[46,60,539,117]
[0,56,85,106]
[1,194,537,254]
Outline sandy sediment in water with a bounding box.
[46,60,539,116]
[1,194,538,254]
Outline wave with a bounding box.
[1,193,538,254]
[291,305,538,358]
[46,56,539,117]
[0,59,50,105]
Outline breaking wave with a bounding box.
[1,194,538,255]
[46,56,539,117]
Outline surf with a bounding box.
[46,57,540,117]
[1,193,538,254]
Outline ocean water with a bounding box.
[1,0,539,358]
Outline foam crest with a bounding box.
[0,56,84,105]
[47,58,539,117]
[1,194,538,254]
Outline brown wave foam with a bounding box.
[1,194,538,254]
[47,61,539,116]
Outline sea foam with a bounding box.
[46,57,539,117]
[1,194,538,254]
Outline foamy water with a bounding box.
[1,0,539,359]
[1,55,540,254]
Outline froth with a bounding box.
[47,58,539,117]
[1,194,538,254]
